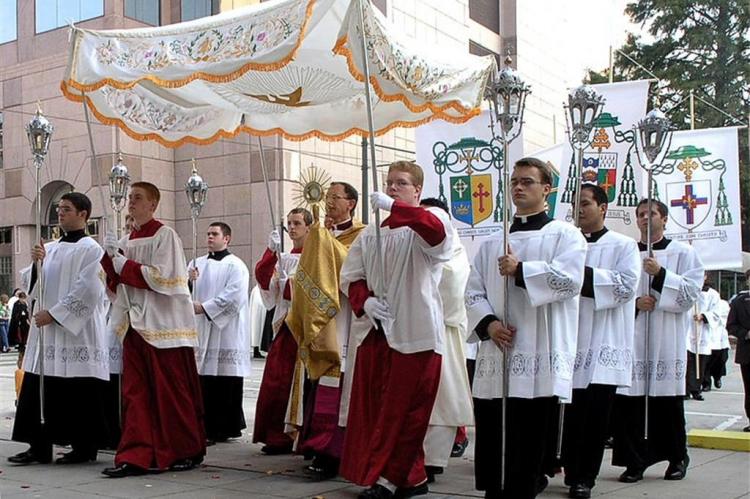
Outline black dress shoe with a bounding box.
[618,467,644,483]
[569,484,592,498]
[701,384,711,392]
[358,484,394,499]
[102,463,147,478]
[260,444,293,455]
[664,455,689,480]
[8,449,52,465]
[743,425,750,433]
[691,392,705,401]
[451,437,469,457]
[304,456,338,481]
[169,455,204,472]
[536,475,549,494]
[714,378,722,389]
[56,449,97,464]
[424,465,443,483]
[394,482,428,498]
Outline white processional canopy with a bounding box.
[61,0,496,147]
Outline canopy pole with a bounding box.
[82,96,111,235]
[256,137,285,278]
[357,0,386,297]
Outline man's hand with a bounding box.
[268,230,281,253]
[636,295,656,312]
[104,231,120,258]
[188,268,199,281]
[497,247,519,277]
[487,320,516,349]
[33,310,54,327]
[363,296,392,328]
[643,257,661,276]
[193,302,205,315]
[370,191,395,212]
[31,242,45,263]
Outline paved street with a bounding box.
[0,350,748,498]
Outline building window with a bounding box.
[0,112,4,169]
[469,40,500,66]
[0,256,11,296]
[125,0,160,26]
[36,0,104,34]
[0,227,11,244]
[469,0,499,34]
[218,0,261,11]
[87,219,100,237]
[0,0,17,44]
[181,0,220,22]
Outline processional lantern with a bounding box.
[185,159,209,217]
[26,105,54,160]
[109,152,130,213]
[485,56,531,138]
[566,84,605,145]
[637,107,672,163]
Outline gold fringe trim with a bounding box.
[145,265,188,287]
[332,34,479,119]
[64,0,317,92]
[138,328,198,341]
[60,82,480,147]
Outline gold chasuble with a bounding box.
[284,220,365,433]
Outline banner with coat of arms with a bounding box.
[650,127,742,270]
[415,110,524,256]
[552,80,651,239]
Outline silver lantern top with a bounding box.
[109,152,131,212]
[566,84,605,145]
[637,108,672,163]
[484,56,531,138]
[185,159,208,218]
[26,103,54,160]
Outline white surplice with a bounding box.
[259,252,300,334]
[573,230,641,389]
[710,300,731,350]
[192,253,252,377]
[248,285,266,348]
[466,219,586,401]
[618,239,703,397]
[688,287,721,355]
[23,237,109,380]
[339,206,453,355]
[108,224,197,349]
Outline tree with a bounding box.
[587,0,750,252]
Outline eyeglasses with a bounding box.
[510,178,546,188]
[325,194,351,201]
[385,180,414,189]
[56,206,76,214]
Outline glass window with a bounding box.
[0,227,11,244]
[0,0,17,44]
[181,0,219,22]
[87,219,100,237]
[125,0,160,25]
[469,0,499,34]
[35,0,104,34]
[0,256,11,296]
[0,112,4,169]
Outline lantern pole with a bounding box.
[26,104,54,427]
[185,160,209,300]
[556,85,605,459]
[633,108,673,440]
[485,54,530,492]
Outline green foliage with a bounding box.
[588,0,749,250]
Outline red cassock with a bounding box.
[251,248,300,448]
[339,204,446,489]
[101,219,205,470]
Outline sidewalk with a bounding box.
[0,352,748,498]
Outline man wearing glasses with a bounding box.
[339,161,454,499]
[466,157,587,498]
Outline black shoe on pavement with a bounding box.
[569,484,592,499]
[690,392,705,401]
[425,465,443,483]
[701,383,711,392]
[253,347,265,359]
[744,425,750,432]
[664,455,689,480]
[451,437,469,458]
[169,457,202,472]
[304,455,339,481]
[56,449,97,464]
[394,482,428,498]
[618,467,644,483]
[536,475,549,495]
[102,463,147,478]
[714,378,722,389]
[358,484,394,499]
[8,449,52,465]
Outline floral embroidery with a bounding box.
[196,348,252,365]
[42,346,109,364]
[143,264,188,287]
[547,268,576,299]
[94,3,306,72]
[611,273,635,303]
[676,282,694,309]
[214,296,238,317]
[574,346,632,372]
[139,328,197,341]
[102,87,221,134]
[632,359,685,381]
[465,291,486,308]
[60,295,91,318]
[476,351,574,379]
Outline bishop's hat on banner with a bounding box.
[650,126,742,270]
[553,80,651,238]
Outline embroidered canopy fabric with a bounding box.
[61,0,496,147]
